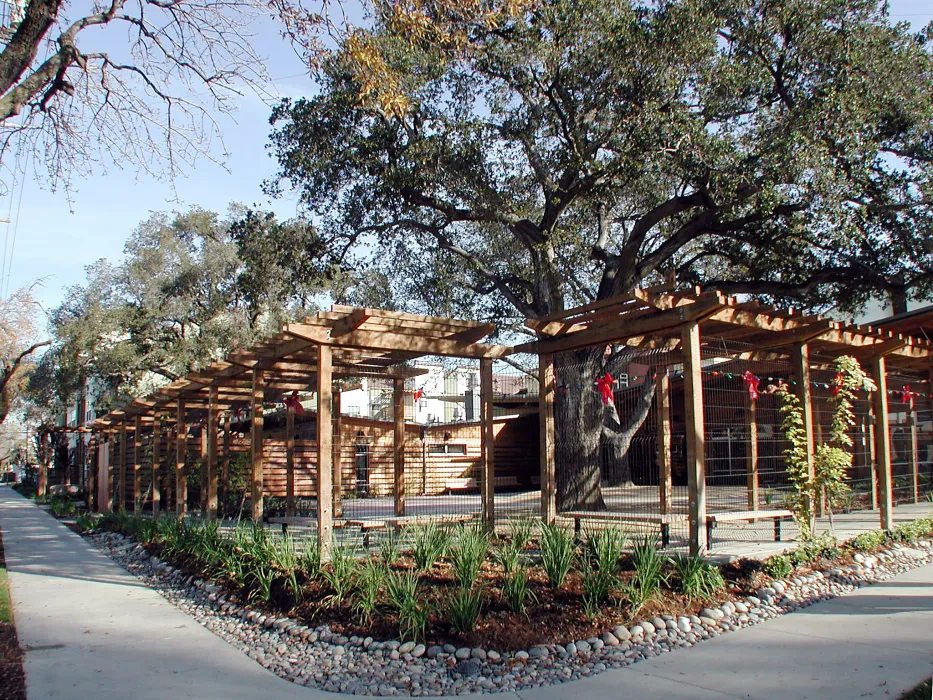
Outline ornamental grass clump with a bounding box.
[539,522,575,589]
[354,559,388,625]
[386,569,429,641]
[501,565,536,614]
[671,554,726,601]
[321,544,359,606]
[450,525,489,587]
[410,522,451,572]
[493,539,525,576]
[582,527,626,574]
[626,536,668,611]
[447,586,483,634]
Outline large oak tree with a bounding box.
[267,0,933,510]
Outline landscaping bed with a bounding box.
[79,510,933,695]
[0,525,26,700]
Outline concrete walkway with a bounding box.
[0,485,930,700]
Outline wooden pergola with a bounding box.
[89,306,510,557]
[520,287,933,555]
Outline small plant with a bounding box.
[579,560,615,620]
[321,544,359,606]
[539,522,575,589]
[626,536,668,611]
[849,530,885,552]
[299,537,321,577]
[671,555,726,600]
[76,512,98,532]
[501,566,536,614]
[450,526,489,588]
[354,559,387,625]
[508,517,535,552]
[493,540,524,576]
[763,554,793,579]
[249,564,277,604]
[582,527,626,574]
[386,570,429,641]
[447,586,483,634]
[410,522,451,572]
[379,529,402,565]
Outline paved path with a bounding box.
[0,486,930,700]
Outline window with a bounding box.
[428,443,467,455]
[346,406,361,417]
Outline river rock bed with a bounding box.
[87,532,933,696]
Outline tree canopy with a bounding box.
[266,0,933,326]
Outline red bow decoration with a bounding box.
[413,387,424,402]
[595,373,615,405]
[234,407,243,420]
[743,371,760,401]
[902,385,914,404]
[831,372,843,397]
[284,391,305,415]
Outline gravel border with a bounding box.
[87,533,933,696]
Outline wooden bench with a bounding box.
[705,509,794,548]
[562,511,687,548]
[444,477,477,492]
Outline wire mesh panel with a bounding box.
[885,370,933,505]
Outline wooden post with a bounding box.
[37,431,48,498]
[746,387,759,511]
[176,398,187,518]
[251,369,265,523]
[317,345,334,560]
[790,344,817,521]
[908,395,919,503]
[333,388,343,518]
[868,407,879,509]
[200,422,209,517]
[286,402,296,517]
[207,385,219,520]
[99,435,112,514]
[538,353,557,524]
[152,419,161,515]
[682,320,707,555]
[870,355,894,530]
[657,372,673,515]
[118,425,127,511]
[221,413,231,507]
[393,377,406,517]
[86,437,95,512]
[133,416,142,514]
[480,358,495,531]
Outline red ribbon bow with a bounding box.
[743,371,760,401]
[595,373,615,405]
[284,391,305,415]
[831,372,843,397]
[413,387,424,402]
[902,385,914,404]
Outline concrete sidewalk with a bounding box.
[0,486,930,700]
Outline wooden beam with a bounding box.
[286,323,512,359]
[251,368,265,523]
[317,344,334,561]
[790,344,816,524]
[152,420,161,515]
[393,377,406,517]
[207,385,219,521]
[286,402,296,517]
[133,416,142,514]
[870,356,894,530]
[682,320,707,555]
[330,305,490,329]
[330,307,372,336]
[480,358,495,531]
[657,372,673,516]
[176,398,187,518]
[538,353,557,524]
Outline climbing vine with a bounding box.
[773,355,876,540]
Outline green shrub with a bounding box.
[501,566,536,614]
[379,529,402,566]
[354,559,387,625]
[321,544,359,606]
[539,522,575,589]
[450,526,489,588]
[849,530,885,552]
[76,512,98,532]
[671,554,726,600]
[508,517,535,552]
[582,527,626,574]
[626,536,668,611]
[493,540,524,576]
[299,537,321,577]
[447,586,483,634]
[763,554,793,579]
[409,523,451,572]
[579,560,616,620]
[386,570,429,641]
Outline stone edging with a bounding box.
[87,533,933,696]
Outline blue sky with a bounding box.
[4,0,933,314]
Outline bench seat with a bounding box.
[562,510,688,548]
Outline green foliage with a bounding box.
[890,517,933,543]
[579,560,616,620]
[493,539,525,576]
[626,536,668,611]
[848,530,885,552]
[789,534,840,567]
[763,555,793,579]
[354,559,387,625]
[501,566,536,614]
[409,522,451,572]
[582,527,626,574]
[379,529,402,566]
[75,512,98,532]
[299,537,321,577]
[447,586,483,634]
[671,555,726,601]
[507,518,535,552]
[449,525,489,588]
[538,522,575,589]
[321,544,359,606]
[386,570,429,642]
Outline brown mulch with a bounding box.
[0,527,26,700]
